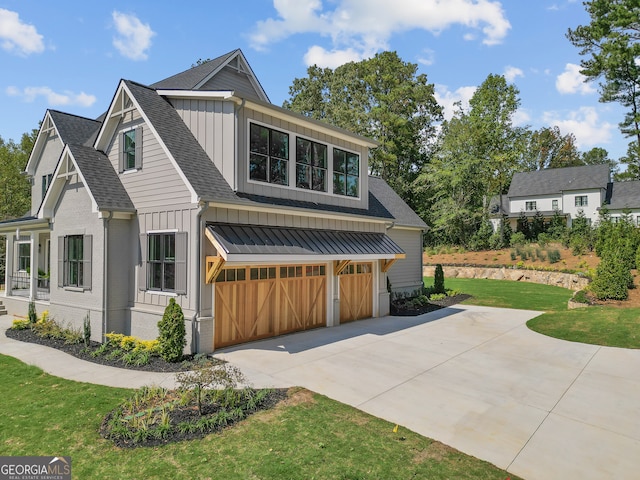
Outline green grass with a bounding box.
[528,307,640,349]
[0,354,520,479]
[425,276,573,311]
[425,276,640,349]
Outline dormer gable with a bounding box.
[25,111,62,177]
[151,49,269,102]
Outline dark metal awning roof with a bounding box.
[205,223,405,262]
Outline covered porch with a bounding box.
[0,217,51,302]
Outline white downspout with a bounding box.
[192,202,209,354]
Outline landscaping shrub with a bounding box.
[83,313,91,347]
[572,290,590,305]
[158,298,186,363]
[590,255,632,300]
[510,231,526,247]
[537,232,551,248]
[28,301,37,324]
[548,249,561,264]
[434,264,445,294]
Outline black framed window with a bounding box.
[525,201,537,211]
[41,173,53,198]
[66,235,83,287]
[18,243,30,271]
[249,123,289,185]
[119,126,142,172]
[296,138,327,191]
[148,233,176,292]
[333,148,359,197]
[575,195,588,207]
[58,235,92,289]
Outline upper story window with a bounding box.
[296,138,327,192]
[119,126,142,172]
[41,173,53,199]
[552,199,558,210]
[333,148,359,197]
[249,123,289,186]
[575,195,588,207]
[525,201,537,211]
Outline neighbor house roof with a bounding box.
[67,144,135,212]
[606,181,640,210]
[508,164,610,198]
[48,110,100,147]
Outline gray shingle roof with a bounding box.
[607,181,640,210]
[508,164,610,197]
[150,50,239,90]
[124,80,238,203]
[49,110,100,147]
[368,176,427,229]
[207,223,404,257]
[67,144,134,211]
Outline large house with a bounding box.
[0,50,427,352]
[491,164,640,231]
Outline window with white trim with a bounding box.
[296,137,327,191]
[119,126,142,172]
[575,195,588,207]
[552,199,558,210]
[58,235,92,289]
[41,173,53,199]
[17,243,30,271]
[249,123,289,185]
[139,232,187,294]
[525,201,537,211]
[333,148,359,197]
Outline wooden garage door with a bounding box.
[339,262,373,323]
[215,265,326,348]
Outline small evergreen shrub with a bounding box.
[572,290,590,305]
[590,256,631,300]
[548,249,561,264]
[83,313,91,347]
[509,251,517,261]
[11,319,30,330]
[434,264,445,294]
[158,298,187,363]
[509,232,526,247]
[28,301,37,324]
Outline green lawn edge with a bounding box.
[424,276,640,349]
[0,354,520,479]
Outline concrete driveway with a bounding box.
[214,304,640,480]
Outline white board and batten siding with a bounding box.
[31,132,64,213]
[171,98,236,188]
[107,109,193,210]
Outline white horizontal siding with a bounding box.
[387,228,423,291]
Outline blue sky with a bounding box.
[0,0,629,162]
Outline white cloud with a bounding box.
[112,11,155,61]
[435,84,477,120]
[512,108,531,126]
[543,107,613,148]
[251,0,511,67]
[6,86,96,107]
[0,8,44,56]
[304,45,365,68]
[556,63,595,95]
[504,65,524,82]
[417,48,435,66]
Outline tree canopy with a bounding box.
[567,0,640,176]
[284,51,443,206]
[0,130,34,221]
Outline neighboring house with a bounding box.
[605,181,640,225]
[0,49,426,352]
[490,164,611,231]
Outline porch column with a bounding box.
[29,232,37,300]
[4,233,13,296]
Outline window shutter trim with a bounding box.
[175,232,187,295]
[134,126,143,170]
[58,236,64,288]
[138,233,147,291]
[82,235,92,289]
[118,132,125,173]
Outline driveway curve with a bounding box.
[214,304,640,480]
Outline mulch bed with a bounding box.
[4,328,197,373]
[390,294,471,316]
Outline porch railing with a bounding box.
[9,272,50,301]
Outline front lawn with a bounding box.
[0,354,520,479]
[425,276,573,311]
[528,307,640,349]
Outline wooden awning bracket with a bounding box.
[206,255,226,283]
[381,258,397,273]
[334,259,351,275]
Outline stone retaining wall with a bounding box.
[423,265,589,291]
